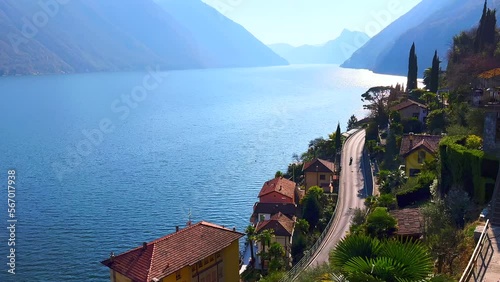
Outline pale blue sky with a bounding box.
[203,0,422,46]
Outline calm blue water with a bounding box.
[0,65,405,281]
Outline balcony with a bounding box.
[471,88,500,109]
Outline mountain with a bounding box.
[341,0,456,74]
[0,0,287,76]
[369,0,500,76]
[268,29,370,64]
[154,0,287,68]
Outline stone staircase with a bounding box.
[488,166,500,226]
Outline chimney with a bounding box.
[109,251,115,263]
[176,226,179,232]
[409,132,414,148]
[142,242,147,251]
[233,227,236,232]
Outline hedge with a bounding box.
[396,171,433,208]
[439,135,499,204]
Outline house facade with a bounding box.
[255,212,295,260]
[258,177,297,204]
[101,221,244,282]
[251,202,298,225]
[390,99,428,124]
[399,133,442,177]
[302,158,336,193]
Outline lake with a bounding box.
[0,64,405,281]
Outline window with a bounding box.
[259,214,265,222]
[176,271,181,280]
[412,113,419,118]
[418,151,426,164]
[319,174,326,180]
[409,169,421,177]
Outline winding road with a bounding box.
[305,128,371,268]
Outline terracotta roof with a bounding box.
[479,68,500,79]
[390,208,423,236]
[101,221,244,282]
[253,202,298,217]
[390,99,427,112]
[255,212,295,237]
[399,134,442,157]
[258,177,296,200]
[302,159,335,173]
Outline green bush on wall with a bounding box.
[440,136,498,204]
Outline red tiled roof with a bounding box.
[302,158,335,173]
[258,177,296,200]
[255,212,295,237]
[399,134,442,157]
[101,221,244,282]
[390,208,423,236]
[390,99,427,112]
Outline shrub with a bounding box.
[440,135,499,204]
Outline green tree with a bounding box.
[382,131,397,170]
[258,229,274,270]
[245,225,256,266]
[291,233,307,263]
[268,242,286,272]
[302,194,321,231]
[427,109,447,134]
[466,108,486,136]
[295,219,310,235]
[407,42,418,91]
[330,234,433,282]
[347,115,358,131]
[430,50,440,93]
[335,123,342,152]
[365,207,397,239]
[421,199,465,274]
[274,171,283,178]
[361,86,393,127]
[475,0,497,53]
[377,194,397,210]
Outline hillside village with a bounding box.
[97,1,500,282]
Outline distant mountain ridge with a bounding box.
[0,0,287,76]
[269,29,370,64]
[341,0,500,76]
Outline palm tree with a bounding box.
[267,242,285,272]
[257,229,274,269]
[245,225,256,267]
[330,234,433,282]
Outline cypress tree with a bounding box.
[475,0,488,52]
[474,0,497,53]
[334,122,342,153]
[407,43,418,92]
[430,50,440,93]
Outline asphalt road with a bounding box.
[306,129,370,268]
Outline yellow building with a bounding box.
[399,133,442,177]
[302,158,336,193]
[101,221,244,282]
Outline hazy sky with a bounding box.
[203,0,422,46]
